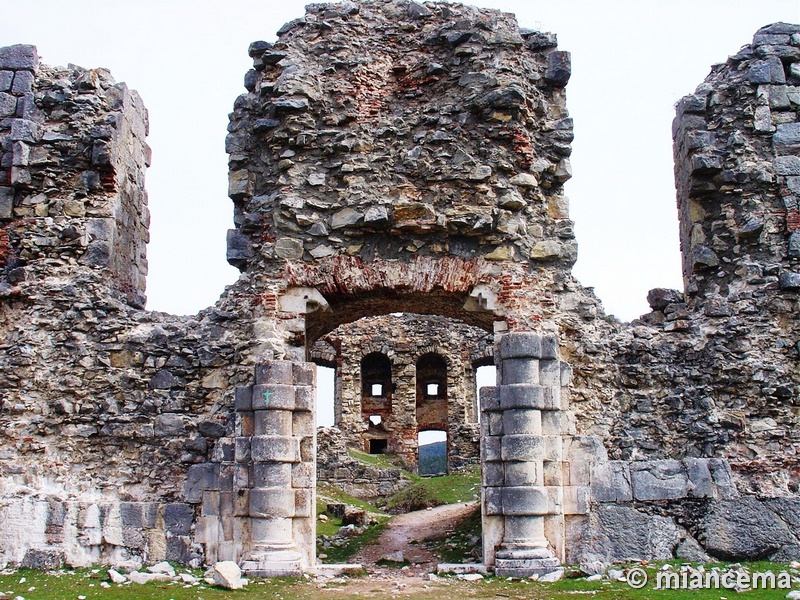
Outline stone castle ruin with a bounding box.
[0,0,798,577]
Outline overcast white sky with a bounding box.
[2,0,797,323]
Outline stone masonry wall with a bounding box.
[0,3,798,574]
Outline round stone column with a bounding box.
[237,361,309,577]
[483,332,562,577]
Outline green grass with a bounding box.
[315,483,390,563]
[317,482,389,516]
[385,464,480,512]
[318,519,389,563]
[0,562,795,600]
[0,568,291,599]
[346,448,407,471]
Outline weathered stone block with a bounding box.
[482,435,502,462]
[538,359,561,387]
[683,458,713,498]
[10,118,41,143]
[164,503,194,535]
[590,461,632,502]
[483,461,504,486]
[294,489,313,517]
[255,361,294,385]
[779,271,800,289]
[250,435,301,463]
[701,497,795,560]
[253,462,292,488]
[252,384,295,410]
[21,549,65,570]
[291,462,315,488]
[502,409,542,435]
[775,122,800,148]
[502,486,549,515]
[254,410,292,436]
[235,437,251,463]
[294,386,314,412]
[0,186,13,219]
[185,463,219,503]
[501,434,546,462]
[499,333,542,359]
[544,51,571,87]
[154,413,186,437]
[249,488,296,518]
[543,460,563,486]
[234,385,253,411]
[504,460,539,486]
[630,460,690,501]
[120,502,159,529]
[0,70,12,91]
[480,386,499,411]
[293,362,316,386]
[481,412,499,436]
[581,505,682,562]
[776,156,800,176]
[563,436,609,464]
[502,358,539,384]
[292,411,314,437]
[499,384,550,409]
[0,44,39,70]
[226,229,254,268]
[228,169,253,200]
[484,486,503,515]
[0,91,15,116]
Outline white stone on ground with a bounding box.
[213,561,245,590]
[107,569,126,584]
[147,561,175,576]
[127,571,170,584]
[380,551,404,563]
[539,569,564,583]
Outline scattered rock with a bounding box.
[107,569,126,584]
[213,561,245,590]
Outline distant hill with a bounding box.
[419,441,447,475]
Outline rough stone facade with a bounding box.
[312,313,491,472]
[0,1,798,577]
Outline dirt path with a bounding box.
[351,501,479,577]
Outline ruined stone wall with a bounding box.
[610,24,799,487]
[0,2,798,574]
[0,45,261,569]
[225,0,579,358]
[559,23,800,567]
[0,45,150,308]
[311,313,491,471]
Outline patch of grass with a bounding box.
[0,567,295,599]
[0,561,796,600]
[347,448,408,471]
[425,504,482,563]
[320,519,390,564]
[317,482,388,515]
[385,464,480,512]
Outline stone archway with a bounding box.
[216,0,584,578]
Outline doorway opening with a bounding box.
[418,429,447,476]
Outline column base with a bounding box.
[241,549,303,578]
[494,545,561,577]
